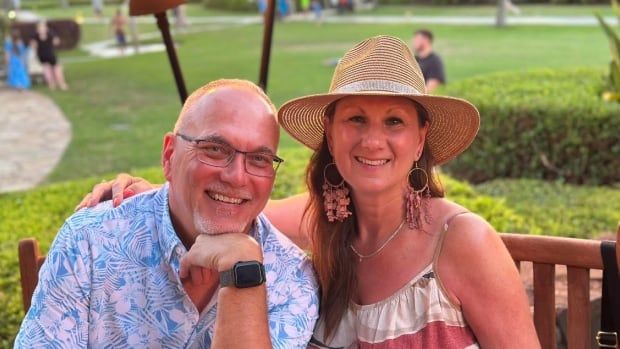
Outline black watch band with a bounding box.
[219,260,266,288]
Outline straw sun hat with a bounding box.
[278,35,480,166]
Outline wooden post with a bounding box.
[155,11,187,104]
[258,0,276,92]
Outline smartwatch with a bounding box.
[219,261,266,288]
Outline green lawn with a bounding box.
[41,21,609,182]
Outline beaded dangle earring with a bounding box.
[405,161,431,230]
[322,162,352,222]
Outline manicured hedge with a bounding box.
[477,179,620,238]
[442,68,620,185]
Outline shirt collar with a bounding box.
[156,183,186,265]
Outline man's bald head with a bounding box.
[174,79,277,134]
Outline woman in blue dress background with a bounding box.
[4,29,31,90]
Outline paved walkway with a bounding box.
[0,88,71,193]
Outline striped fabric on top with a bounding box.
[310,213,479,349]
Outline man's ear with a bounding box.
[161,133,175,181]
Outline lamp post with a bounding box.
[130,0,188,104]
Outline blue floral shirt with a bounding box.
[15,184,319,348]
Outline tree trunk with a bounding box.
[496,0,507,27]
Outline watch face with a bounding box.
[234,262,265,288]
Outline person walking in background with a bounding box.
[172,4,188,30]
[258,0,267,14]
[311,0,323,23]
[11,0,21,13]
[110,9,128,55]
[31,21,68,91]
[277,0,290,19]
[412,29,445,94]
[92,0,104,18]
[4,29,30,90]
[506,0,521,15]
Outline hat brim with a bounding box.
[278,91,480,166]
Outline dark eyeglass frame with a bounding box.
[175,133,284,178]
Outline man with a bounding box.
[412,29,446,94]
[15,79,319,348]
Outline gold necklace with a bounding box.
[350,220,406,262]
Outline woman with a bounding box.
[4,29,31,90]
[30,20,68,91]
[79,36,540,348]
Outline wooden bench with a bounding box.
[502,227,619,349]
[18,238,46,313]
[18,227,620,347]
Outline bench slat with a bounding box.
[567,267,590,349]
[533,263,556,349]
[18,239,42,313]
[502,234,603,269]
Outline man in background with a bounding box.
[110,9,127,55]
[412,29,446,94]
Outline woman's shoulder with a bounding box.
[431,198,494,241]
[434,201,514,297]
[439,205,501,263]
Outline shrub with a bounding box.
[441,175,527,233]
[202,0,258,12]
[477,179,620,238]
[442,68,620,185]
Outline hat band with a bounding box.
[332,79,423,95]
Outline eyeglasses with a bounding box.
[175,133,284,178]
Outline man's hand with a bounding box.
[75,173,157,211]
[181,234,271,349]
[179,233,263,285]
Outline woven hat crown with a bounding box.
[329,36,427,95]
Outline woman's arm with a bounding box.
[438,214,541,348]
[75,175,313,250]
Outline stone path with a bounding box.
[0,88,71,193]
